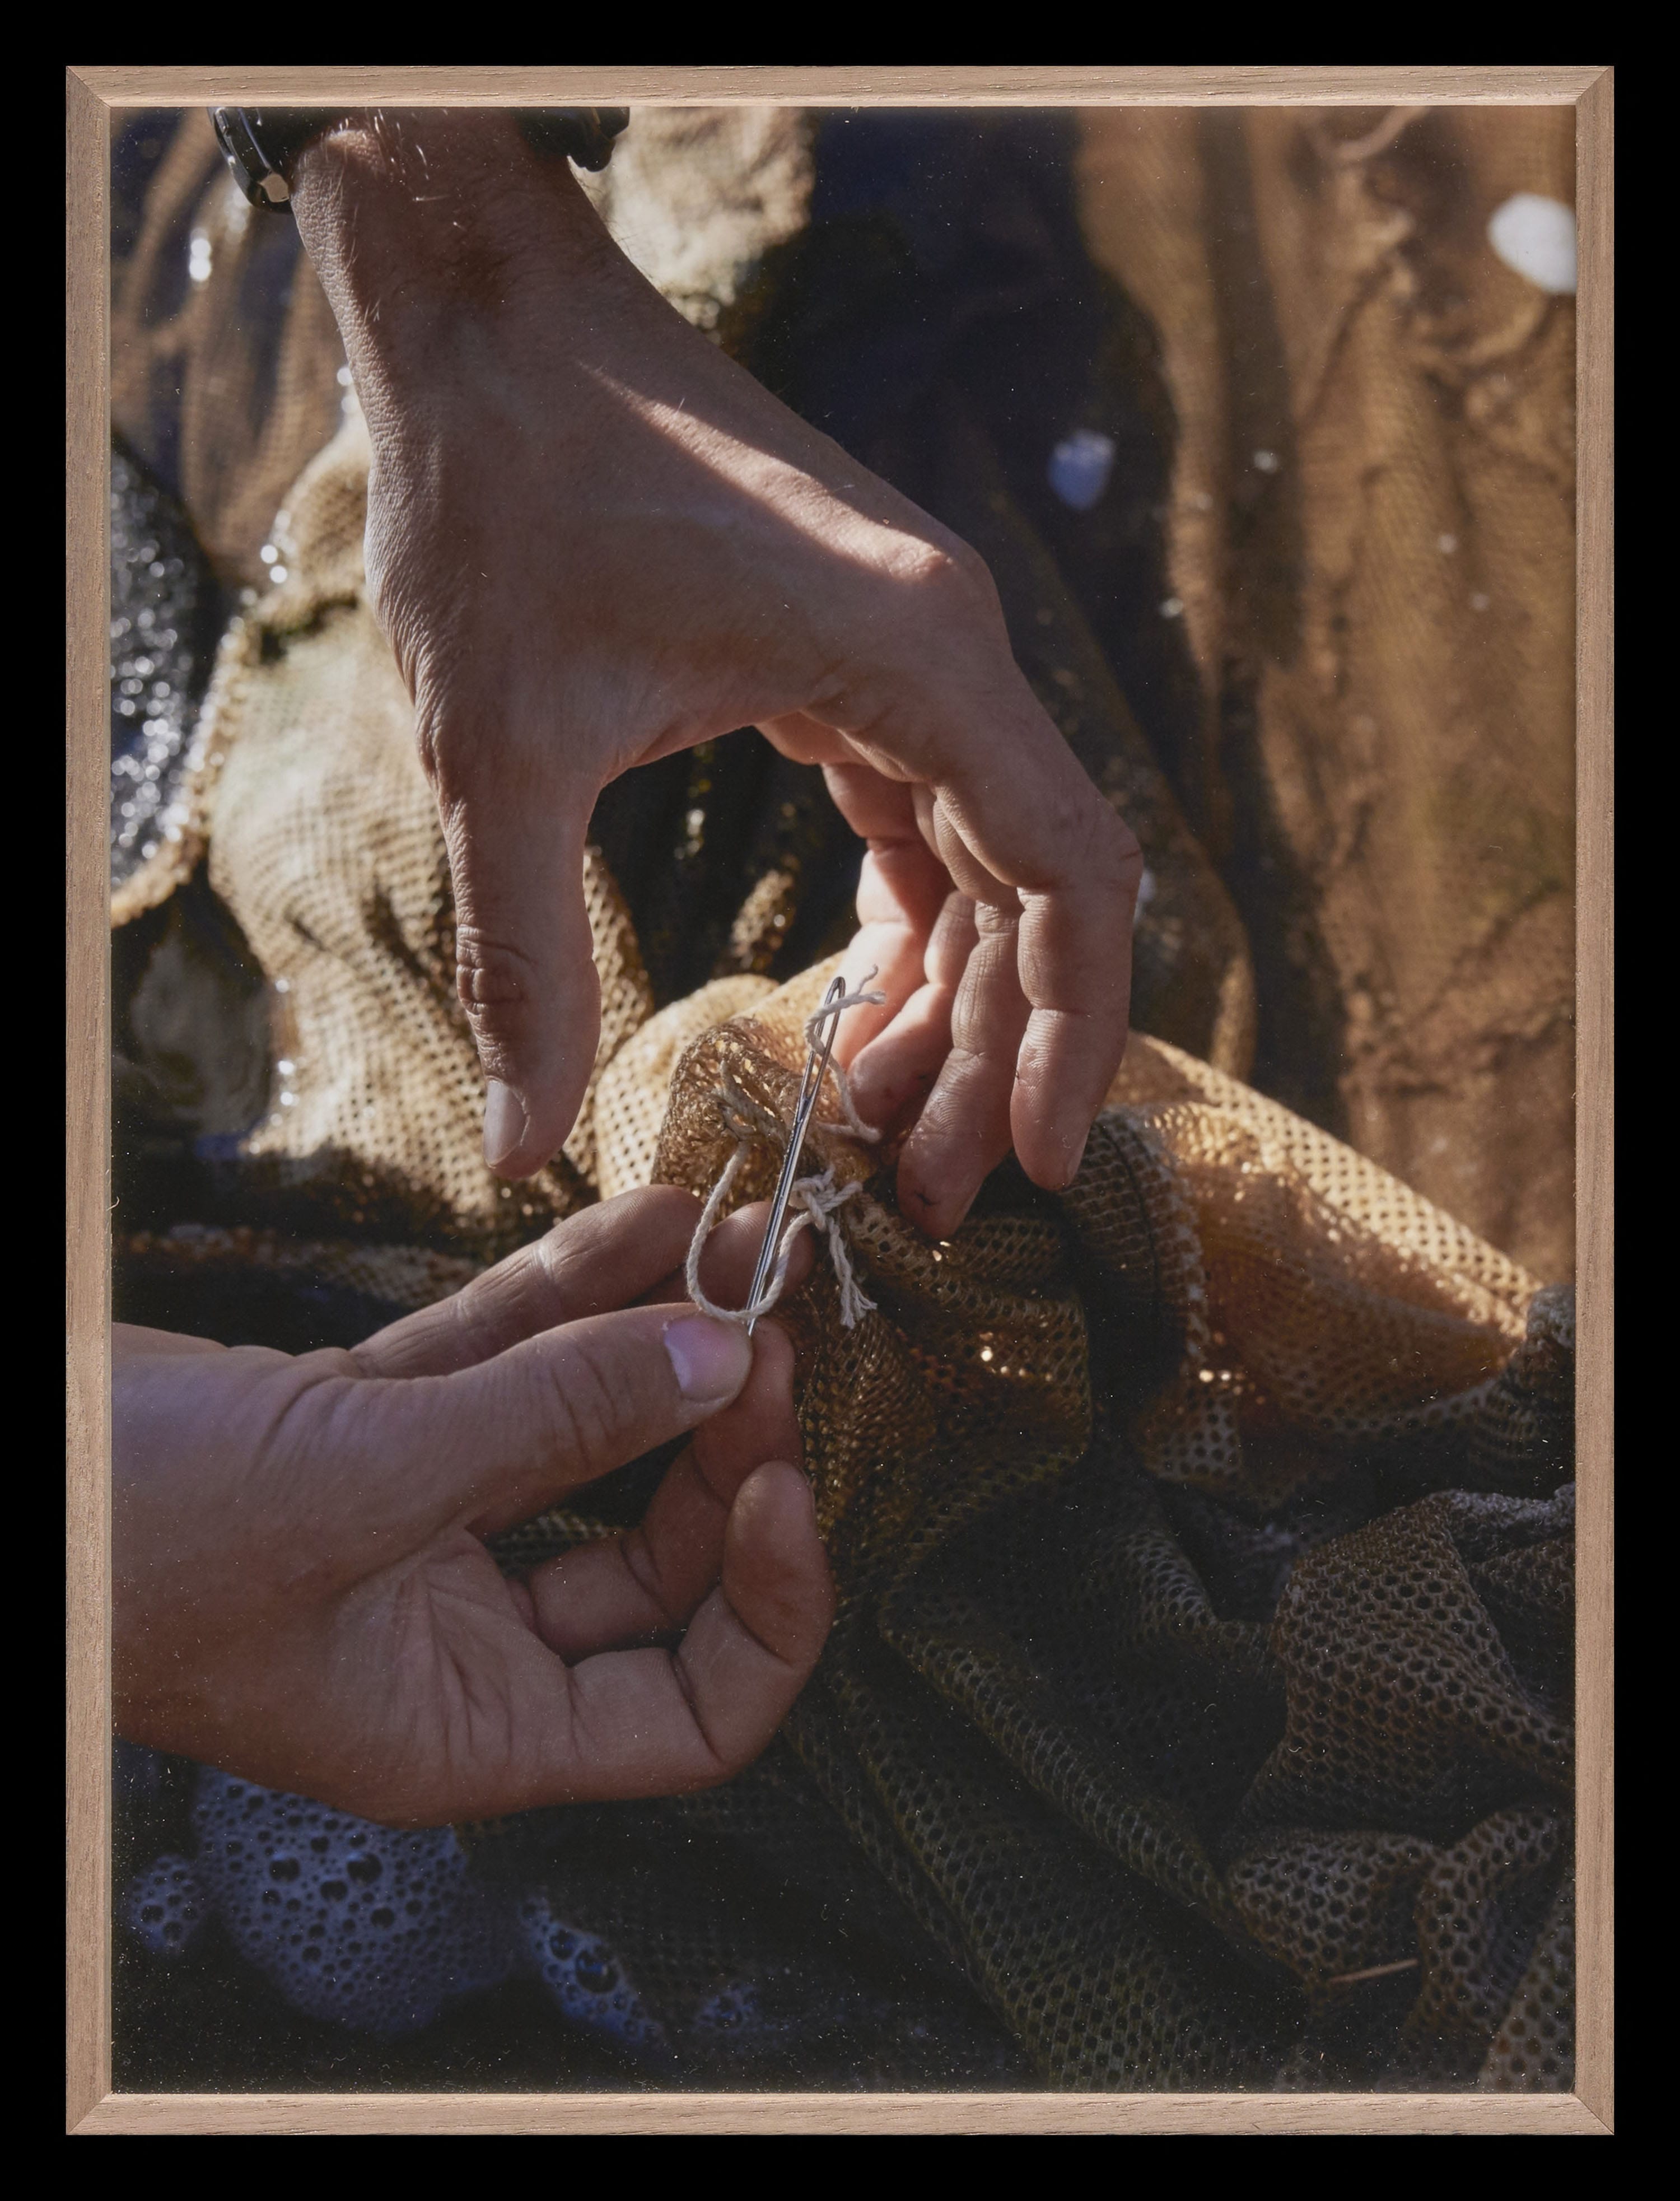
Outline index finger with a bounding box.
[352,1191,813,1379]
[350,1187,703,1378]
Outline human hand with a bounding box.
[113,1188,831,1826]
[291,114,1142,1239]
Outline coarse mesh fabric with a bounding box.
[504,961,1573,2091]
[110,366,1257,1276]
[111,426,1574,2093]
[110,105,1575,2093]
[110,104,1576,1277]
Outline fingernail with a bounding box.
[664,1315,753,1404]
[483,1080,526,1169]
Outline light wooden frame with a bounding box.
[66,64,1613,2137]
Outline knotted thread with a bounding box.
[684,978,886,1330]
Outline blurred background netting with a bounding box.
[108,105,1576,2093]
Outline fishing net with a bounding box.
[109,102,1576,1276]
[109,104,1574,2095]
[111,412,1574,2096]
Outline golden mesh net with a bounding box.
[110,107,1574,2091]
[113,413,1573,2092]
[111,104,1576,1276]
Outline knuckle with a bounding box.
[1095,806,1147,894]
[939,533,991,590]
[953,542,997,600]
[688,1718,748,1787]
[704,1741,751,1786]
[360,504,399,632]
[445,1268,509,1362]
[1095,794,1145,863]
[411,704,446,789]
[972,899,1023,942]
[453,930,540,1032]
[1047,784,1144,895]
[411,698,475,804]
[897,534,995,612]
[258,1373,386,1596]
[363,559,430,707]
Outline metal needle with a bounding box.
[743,973,849,1335]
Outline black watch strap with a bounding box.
[211,109,342,209]
[211,106,631,212]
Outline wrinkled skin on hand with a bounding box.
[291,114,1142,1240]
[114,1190,833,1826]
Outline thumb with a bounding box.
[371,1307,757,1542]
[438,775,600,1181]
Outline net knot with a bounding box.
[684,1149,876,1330]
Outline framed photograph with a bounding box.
[67,64,1612,2136]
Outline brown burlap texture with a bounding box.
[113,450,1573,2093]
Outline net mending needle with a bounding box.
[743,973,849,1336]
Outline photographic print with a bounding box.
[68,67,1611,2136]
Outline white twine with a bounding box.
[684,976,886,1331]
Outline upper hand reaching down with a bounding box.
[291,111,1142,1243]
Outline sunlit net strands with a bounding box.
[109,102,1577,1279]
[110,436,1574,2083]
[108,103,1576,2093]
